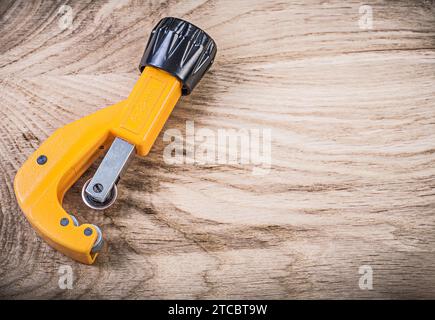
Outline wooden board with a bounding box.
[1,0,435,299]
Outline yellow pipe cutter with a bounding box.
[13,17,217,264]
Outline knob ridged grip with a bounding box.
[139,17,217,95]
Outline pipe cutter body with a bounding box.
[14,17,217,264]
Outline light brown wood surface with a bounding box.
[1,0,435,299]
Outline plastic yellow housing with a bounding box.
[14,67,182,264]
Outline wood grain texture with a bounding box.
[1,0,435,299]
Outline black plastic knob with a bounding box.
[139,17,217,95]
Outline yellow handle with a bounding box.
[113,66,182,155]
[14,67,182,264]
